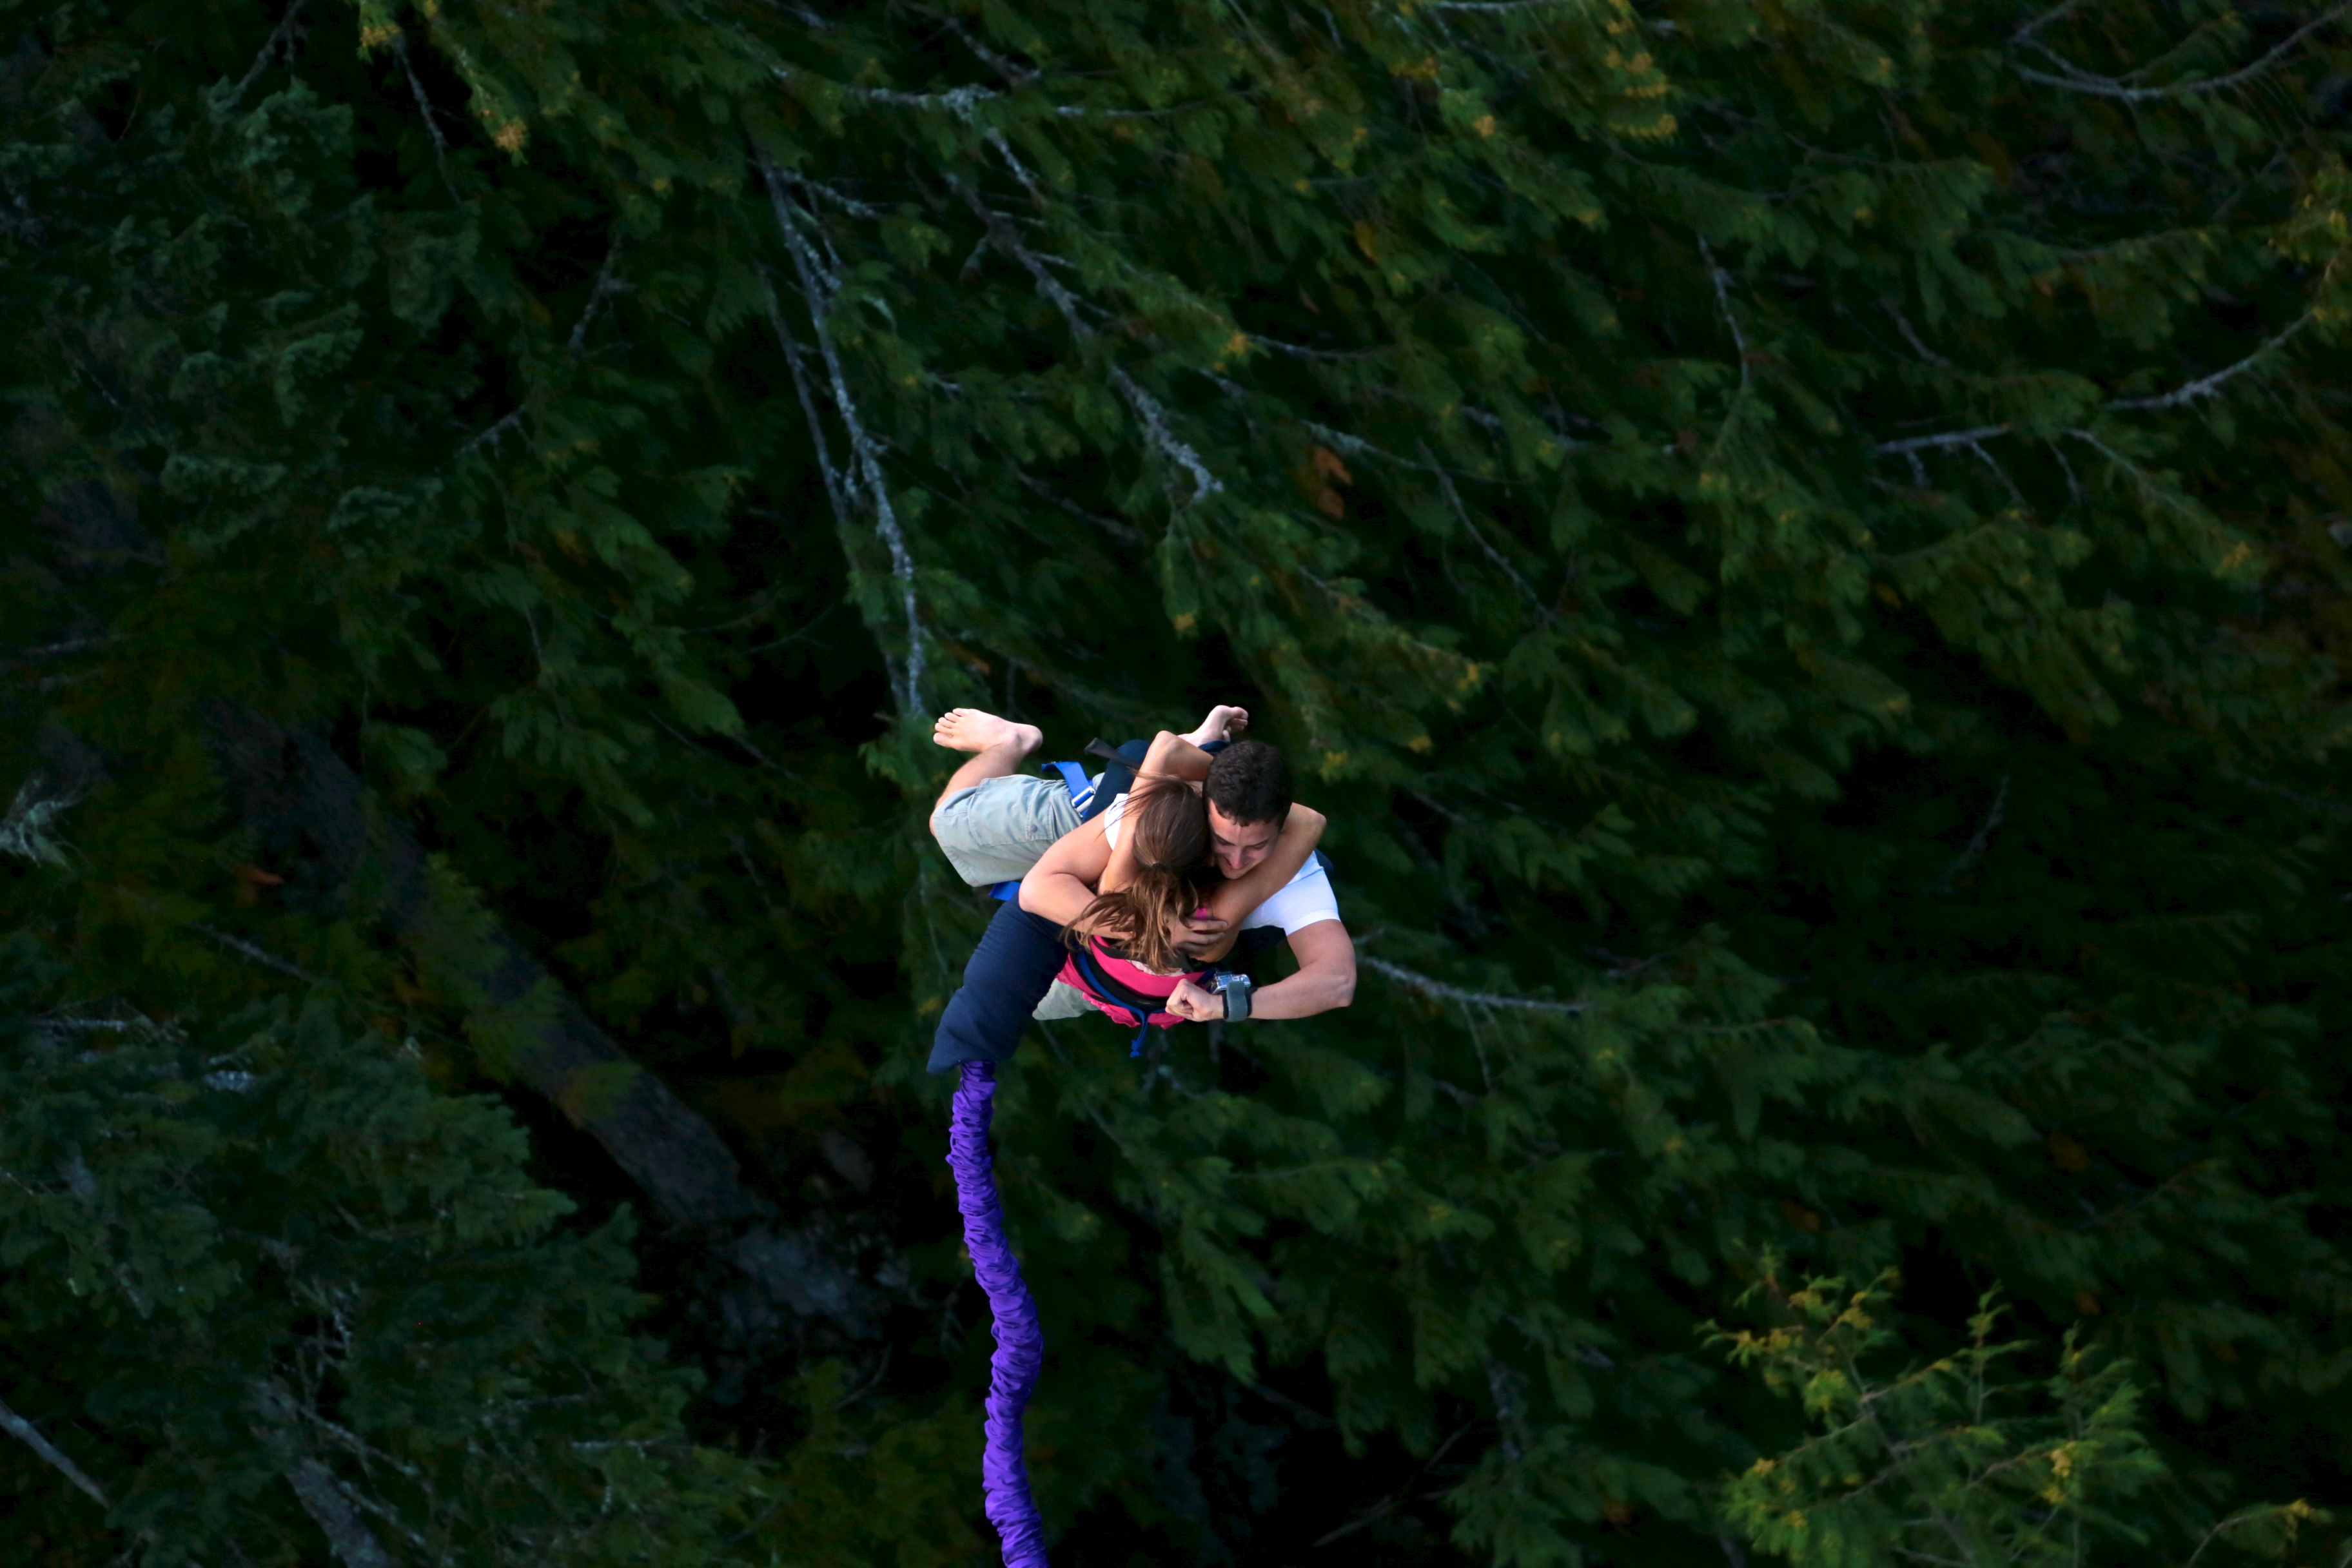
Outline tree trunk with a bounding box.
[101,703,883,1338]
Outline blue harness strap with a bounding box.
[1068,942,1160,1057]
[1046,758,1093,811]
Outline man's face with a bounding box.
[1208,805,1279,880]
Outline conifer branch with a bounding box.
[1921,774,2008,896]
[783,71,1003,120]
[761,293,856,537]
[1967,440,2030,511]
[459,407,526,455]
[0,771,85,868]
[1360,956,1586,1015]
[389,32,453,193]
[768,59,1228,122]
[193,923,323,985]
[757,153,926,713]
[1424,439,1552,618]
[10,633,115,658]
[2046,438,2084,505]
[796,180,887,220]
[1881,300,1950,368]
[1876,308,2313,464]
[2106,309,2314,411]
[761,0,834,28]
[283,1456,400,1568]
[222,0,309,113]
[1204,376,1527,476]
[565,238,628,358]
[950,176,1223,506]
[2064,427,2210,523]
[1309,1420,1478,1547]
[2233,774,2352,819]
[1014,471,1149,545]
[461,239,634,465]
[943,15,1039,86]
[2010,3,2352,102]
[1249,332,1385,362]
[1485,1358,1530,1462]
[1874,424,2014,457]
[985,128,1048,208]
[1111,364,1224,505]
[0,1391,111,1506]
[2008,0,2095,51]
[1699,236,1751,395]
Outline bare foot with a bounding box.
[1182,705,1250,749]
[932,707,1043,757]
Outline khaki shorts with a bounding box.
[931,773,1085,889]
[932,776,1100,1021]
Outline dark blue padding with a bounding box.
[1078,736,1149,823]
[928,899,1071,1074]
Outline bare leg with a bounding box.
[1181,704,1250,749]
[930,707,1044,825]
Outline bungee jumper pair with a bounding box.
[941,737,1208,1567]
[940,730,1329,1565]
[981,737,1255,1056]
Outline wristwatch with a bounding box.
[1210,970,1253,1023]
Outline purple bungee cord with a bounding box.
[947,1061,1050,1565]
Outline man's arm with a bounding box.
[1246,919,1356,1019]
[1168,919,1356,1023]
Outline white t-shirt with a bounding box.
[1101,794,1342,936]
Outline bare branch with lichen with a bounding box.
[1877,297,2316,464]
[0,1391,110,1507]
[389,31,452,192]
[193,923,323,985]
[0,772,85,868]
[2012,3,2351,102]
[2106,310,2314,411]
[756,152,926,713]
[220,0,309,112]
[950,175,1222,506]
[1360,955,1586,1015]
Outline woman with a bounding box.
[1057,729,1326,1052]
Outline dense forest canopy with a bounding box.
[4,0,2352,1563]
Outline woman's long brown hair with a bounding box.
[1066,779,1213,975]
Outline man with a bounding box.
[923,705,1357,1075]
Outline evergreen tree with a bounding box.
[3,0,2351,1563]
[1714,1267,2339,1568]
[0,932,770,1567]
